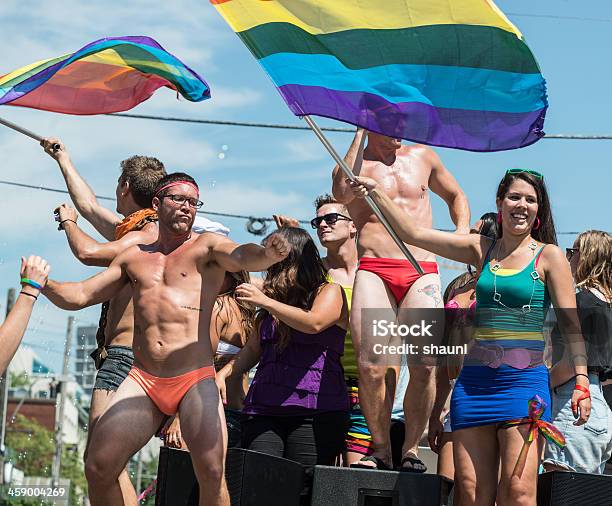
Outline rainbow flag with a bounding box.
[0,36,210,115]
[211,1,547,152]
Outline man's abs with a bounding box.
[356,221,435,261]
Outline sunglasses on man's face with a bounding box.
[566,247,579,261]
[310,213,351,229]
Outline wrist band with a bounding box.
[20,291,38,301]
[58,219,77,231]
[21,278,44,290]
[575,373,590,381]
[574,384,591,403]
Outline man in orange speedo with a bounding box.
[42,172,289,506]
[332,129,470,472]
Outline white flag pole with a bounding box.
[0,116,59,150]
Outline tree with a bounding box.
[3,414,87,505]
[5,414,54,476]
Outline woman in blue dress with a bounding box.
[350,169,591,506]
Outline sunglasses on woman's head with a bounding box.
[310,213,351,229]
[506,168,544,181]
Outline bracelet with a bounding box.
[58,219,77,231]
[20,277,44,290]
[575,373,590,381]
[574,384,591,402]
[20,291,38,300]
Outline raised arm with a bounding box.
[41,138,120,240]
[55,204,155,266]
[43,254,129,310]
[236,282,347,334]
[332,128,367,204]
[0,257,50,374]
[427,148,471,234]
[351,177,484,266]
[208,233,289,273]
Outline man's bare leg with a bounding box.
[398,274,442,470]
[352,269,397,468]
[179,378,230,506]
[86,389,138,505]
[85,377,165,506]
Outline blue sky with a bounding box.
[0,1,610,373]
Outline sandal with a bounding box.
[398,453,427,473]
[350,455,392,471]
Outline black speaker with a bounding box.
[155,447,304,506]
[537,471,612,506]
[311,466,453,506]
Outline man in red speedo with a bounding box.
[332,129,470,472]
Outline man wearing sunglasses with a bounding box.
[332,129,470,472]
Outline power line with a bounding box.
[507,12,612,23]
[109,112,352,133]
[0,179,305,224]
[0,179,583,235]
[106,113,612,140]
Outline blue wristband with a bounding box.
[21,278,43,290]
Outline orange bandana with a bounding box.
[115,208,158,240]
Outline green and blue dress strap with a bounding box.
[534,244,547,270]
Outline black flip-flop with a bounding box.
[350,455,392,471]
[398,453,427,473]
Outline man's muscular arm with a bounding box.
[43,254,129,310]
[207,233,289,273]
[41,138,120,240]
[56,203,155,266]
[332,128,367,204]
[426,149,470,234]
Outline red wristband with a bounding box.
[574,384,591,402]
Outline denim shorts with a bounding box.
[543,373,612,474]
[93,345,134,391]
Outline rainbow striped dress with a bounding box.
[450,245,552,430]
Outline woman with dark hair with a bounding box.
[544,230,612,473]
[216,227,349,499]
[350,170,591,506]
[428,212,499,482]
[164,271,255,450]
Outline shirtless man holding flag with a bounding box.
[332,129,470,472]
[42,172,289,506]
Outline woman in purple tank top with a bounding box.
[216,227,350,500]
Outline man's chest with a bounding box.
[127,249,202,290]
[362,158,431,201]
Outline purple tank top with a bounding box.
[243,315,349,416]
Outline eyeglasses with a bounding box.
[162,194,203,209]
[566,247,579,261]
[506,168,544,180]
[310,213,351,229]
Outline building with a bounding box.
[7,347,88,446]
[74,325,97,396]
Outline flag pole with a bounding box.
[0,116,59,150]
[303,115,424,275]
